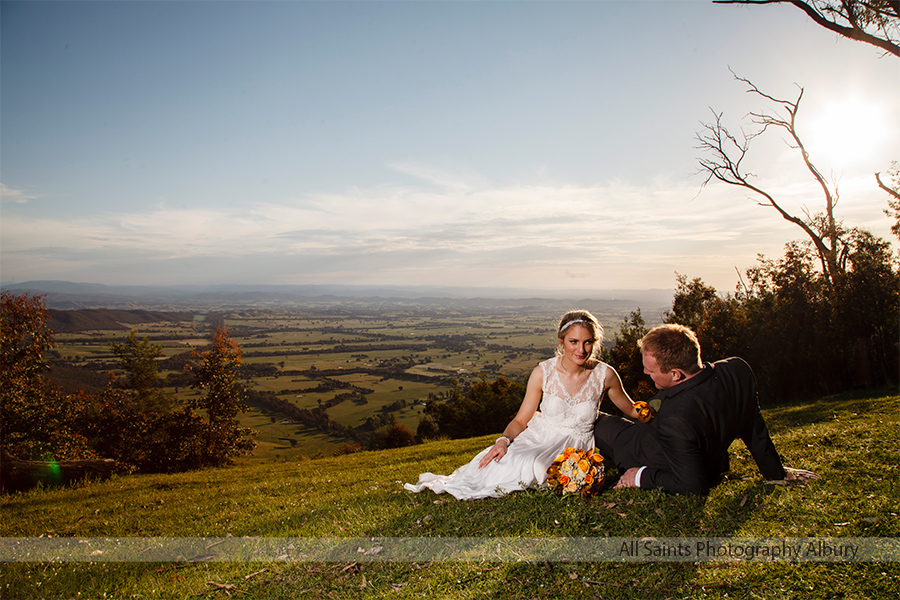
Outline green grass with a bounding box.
[3,389,898,599]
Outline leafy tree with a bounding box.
[1,292,54,397]
[78,385,153,468]
[661,233,898,403]
[78,383,207,473]
[186,327,256,466]
[1,292,92,460]
[379,422,417,449]
[696,73,899,393]
[743,242,841,398]
[666,275,720,334]
[109,331,173,415]
[67,332,208,472]
[138,407,208,472]
[716,0,900,57]
[415,416,440,441]
[666,274,752,363]
[423,376,525,439]
[601,309,654,402]
[832,229,900,385]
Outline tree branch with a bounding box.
[876,171,900,201]
[695,73,844,284]
[715,0,900,57]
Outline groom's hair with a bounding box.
[638,324,702,375]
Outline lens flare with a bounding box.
[46,459,62,484]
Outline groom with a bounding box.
[594,324,816,495]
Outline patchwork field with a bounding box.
[49,302,665,461]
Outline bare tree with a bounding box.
[715,1,900,57]
[696,72,846,286]
[877,162,900,238]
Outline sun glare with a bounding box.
[805,97,887,169]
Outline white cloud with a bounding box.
[0,184,37,204]
[1,167,895,290]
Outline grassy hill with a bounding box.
[2,388,898,599]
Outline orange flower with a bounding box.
[547,447,607,496]
[634,401,656,423]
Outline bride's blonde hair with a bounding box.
[555,309,603,359]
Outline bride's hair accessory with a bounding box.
[559,319,586,333]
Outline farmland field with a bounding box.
[49,301,666,462]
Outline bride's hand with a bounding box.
[478,442,507,469]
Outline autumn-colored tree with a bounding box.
[186,327,256,466]
[379,422,417,449]
[67,331,211,472]
[1,292,54,405]
[1,292,92,460]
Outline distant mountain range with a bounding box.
[1,280,673,312]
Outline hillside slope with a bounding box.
[2,389,898,599]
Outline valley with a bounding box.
[47,299,667,462]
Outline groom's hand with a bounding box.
[766,467,819,485]
[613,467,641,489]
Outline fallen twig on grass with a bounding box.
[244,568,268,580]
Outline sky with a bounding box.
[2,0,898,295]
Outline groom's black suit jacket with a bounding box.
[594,357,785,495]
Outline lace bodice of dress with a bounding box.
[536,357,607,436]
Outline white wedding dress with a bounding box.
[404,357,608,500]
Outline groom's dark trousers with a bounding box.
[594,357,785,495]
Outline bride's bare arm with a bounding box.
[605,366,639,419]
[478,367,543,468]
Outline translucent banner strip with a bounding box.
[3,537,898,563]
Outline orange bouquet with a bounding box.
[546,447,607,497]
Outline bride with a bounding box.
[404,310,639,500]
